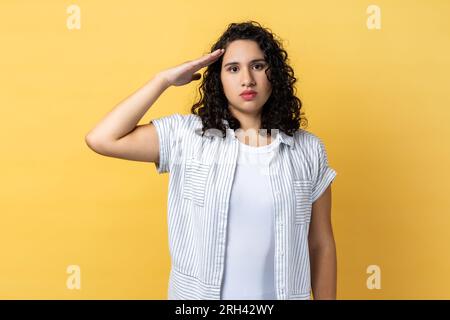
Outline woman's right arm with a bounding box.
[85,74,170,163]
[85,48,225,164]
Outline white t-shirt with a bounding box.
[221,135,281,300]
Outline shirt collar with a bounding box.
[194,118,295,149]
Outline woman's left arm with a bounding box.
[308,184,337,299]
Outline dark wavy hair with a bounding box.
[190,20,308,139]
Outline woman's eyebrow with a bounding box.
[223,59,266,68]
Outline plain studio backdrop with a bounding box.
[0,0,449,299]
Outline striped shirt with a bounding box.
[150,113,337,300]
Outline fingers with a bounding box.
[205,48,224,59]
[191,73,201,81]
[191,48,225,70]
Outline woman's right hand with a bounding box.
[157,48,225,87]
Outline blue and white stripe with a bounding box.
[150,113,337,300]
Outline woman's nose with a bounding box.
[241,69,255,86]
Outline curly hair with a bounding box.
[190,20,308,139]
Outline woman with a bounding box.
[85,21,337,300]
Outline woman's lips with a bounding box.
[240,93,257,101]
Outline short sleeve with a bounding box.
[311,137,337,203]
[149,113,183,174]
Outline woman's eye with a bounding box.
[227,63,266,72]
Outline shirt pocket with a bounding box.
[183,157,211,207]
[293,179,313,224]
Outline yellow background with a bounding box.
[1,0,449,299]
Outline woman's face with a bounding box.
[220,40,272,118]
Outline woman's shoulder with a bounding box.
[161,113,203,138]
[179,113,202,129]
[294,128,321,145]
[293,128,329,156]
[161,113,199,121]
[158,113,202,128]
[171,113,201,123]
